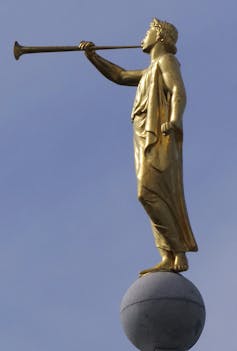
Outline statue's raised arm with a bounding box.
[79,41,144,86]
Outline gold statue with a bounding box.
[80,18,198,275]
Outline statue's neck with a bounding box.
[150,43,167,63]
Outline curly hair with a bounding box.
[150,18,178,55]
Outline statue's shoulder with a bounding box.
[150,54,181,78]
[158,53,181,72]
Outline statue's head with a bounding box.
[142,18,178,54]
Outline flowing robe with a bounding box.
[131,57,198,252]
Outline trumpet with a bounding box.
[14,41,141,60]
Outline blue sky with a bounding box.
[0,0,237,350]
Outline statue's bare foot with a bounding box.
[173,253,188,272]
[139,259,174,276]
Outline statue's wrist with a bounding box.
[171,120,182,130]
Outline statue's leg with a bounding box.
[151,221,188,271]
[139,248,175,276]
[138,184,184,251]
[138,183,189,275]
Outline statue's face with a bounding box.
[141,27,158,53]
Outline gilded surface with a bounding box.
[79,18,198,275]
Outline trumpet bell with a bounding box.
[14,41,22,60]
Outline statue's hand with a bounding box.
[78,41,96,57]
[161,122,175,135]
[161,121,182,136]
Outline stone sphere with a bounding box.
[120,272,205,351]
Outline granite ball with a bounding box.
[120,272,205,351]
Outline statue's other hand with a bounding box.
[78,41,95,57]
[161,122,174,135]
[161,121,182,136]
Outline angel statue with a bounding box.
[79,18,198,275]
